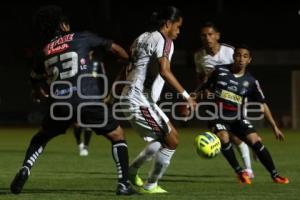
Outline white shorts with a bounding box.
[121,87,171,142]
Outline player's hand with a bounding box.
[32,88,49,103]
[104,93,114,105]
[187,96,197,112]
[273,126,284,141]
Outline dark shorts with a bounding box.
[209,119,256,139]
[42,103,118,136]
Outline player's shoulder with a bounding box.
[220,43,235,50]
[74,31,96,38]
[244,71,258,84]
[220,43,235,53]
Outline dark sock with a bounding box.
[252,141,278,177]
[221,142,243,173]
[73,127,82,145]
[22,131,54,170]
[83,128,92,146]
[112,140,129,185]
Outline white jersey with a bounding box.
[123,31,174,103]
[194,43,234,73]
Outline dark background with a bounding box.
[0,0,299,126]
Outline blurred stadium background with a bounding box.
[0,0,299,128]
[0,1,299,199]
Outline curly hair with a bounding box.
[33,5,69,44]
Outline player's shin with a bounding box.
[251,141,278,177]
[145,147,175,189]
[222,142,243,173]
[22,131,54,170]
[112,140,130,185]
[237,142,253,176]
[130,141,161,173]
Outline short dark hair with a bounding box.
[149,6,182,31]
[33,5,69,43]
[201,22,219,32]
[234,43,252,55]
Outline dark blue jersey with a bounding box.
[32,31,112,103]
[204,64,265,118]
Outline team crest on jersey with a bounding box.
[243,81,249,87]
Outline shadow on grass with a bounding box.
[0,188,116,196]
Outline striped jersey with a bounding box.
[124,31,174,102]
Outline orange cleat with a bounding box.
[237,171,252,185]
[273,175,289,184]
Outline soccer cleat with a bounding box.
[243,169,255,179]
[237,171,252,184]
[273,175,289,184]
[139,185,168,194]
[79,148,88,156]
[129,174,143,187]
[10,166,30,194]
[79,143,88,156]
[116,183,137,195]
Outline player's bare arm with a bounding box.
[158,56,196,110]
[111,43,129,62]
[262,103,285,141]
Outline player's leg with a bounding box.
[81,128,92,156]
[213,122,251,184]
[10,110,71,194]
[231,135,254,178]
[86,105,135,195]
[128,141,161,187]
[73,123,86,156]
[73,123,82,146]
[142,122,178,193]
[101,126,136,195]
[83,128,92,147]
[245,132,289,184]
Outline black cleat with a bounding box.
[116,183,137,195]
[10,167,30,194]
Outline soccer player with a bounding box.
[73,123,92,156]
[10,5,136,195]
[73,51,107,157]
[194,22,254,178]
[120,6,196,193]
[198,45,289,184]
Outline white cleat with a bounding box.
[244,169,255,179]
[79,143,89,156]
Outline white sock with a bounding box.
[129,141,161,175]
[238,142,252,170]
[146,147,175,187]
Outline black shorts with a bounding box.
[42,103,119,136]
[209,119,256,139]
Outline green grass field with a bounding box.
[0,127,299,200]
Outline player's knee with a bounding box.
[166,136,179,150]
[107,126,125,142]
[145,141,161,156]
[251,141,265,153]
[217,132,230,144]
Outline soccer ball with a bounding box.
[194,131,221,158]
